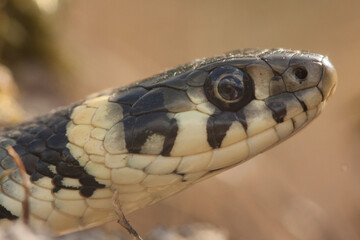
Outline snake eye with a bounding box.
[204,66,254,111]
[217,76,244,101]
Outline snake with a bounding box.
[0,49,337,235]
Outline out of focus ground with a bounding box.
[0,221,228,240]
[2,0,360,240]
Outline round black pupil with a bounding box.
[218,77,243,101]
[294,67,308,80]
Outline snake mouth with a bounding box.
[195,101,324,182]
[198,76,330,174]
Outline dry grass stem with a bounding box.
[0,169,14,183]
[6,146,30,225]
[112,190,143,240]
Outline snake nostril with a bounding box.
[294,67,308,81]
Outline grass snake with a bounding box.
[0,48,337,235]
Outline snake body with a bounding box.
[0,49,337,234]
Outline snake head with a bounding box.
[95,49,337,163]
[64,49,337,222]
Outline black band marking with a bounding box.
[0,205,18,220]
[266,101,287,123]
[161,118,178,156]
[207,112,237,148]
[265,94,293,123]
[235,109,248,130]
[123,112,178,155]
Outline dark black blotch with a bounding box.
[0,204,18,220]
[235,109,248,130]
[206,117,216,149]
[207,112,237,148]
[52,174,64,187]
[36,161,55,177]
[56,162,83,178]
[52,186,61,193]
[79,174,105,188]
[161,118,178,156]
[266,101,287,123]
[62,148,80,166]
[122,116,136,153]
[130,113,175,154]
[80,187,96,197]
[52,174,80,190]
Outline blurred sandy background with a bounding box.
[2,0,360,239]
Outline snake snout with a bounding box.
[319,57,337,100]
